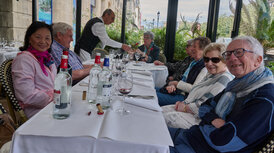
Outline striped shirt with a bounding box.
[51,40,84,70]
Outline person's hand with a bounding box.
[127,49,135,53]
[136,49,144,55]
[175,101,185,112]
[83,64,94,69]
[141,54,148,62]
[122,44,131,52]
[168,76,174,81]
[168,81,179,87]
[154,60,164,65]
[211,118,225,128]
[166,85,176,93]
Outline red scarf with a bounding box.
[27,46,53,76]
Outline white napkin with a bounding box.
[131,70,152,76]
[125,97,162,112]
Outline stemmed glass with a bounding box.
[116,70,133,115]
[122,53,130,65]
[2,38,7,48]
[135,53,141,63]
[117,49,122,59]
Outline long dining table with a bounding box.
[10,67,173,153]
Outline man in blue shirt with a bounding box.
[51,22,93,82]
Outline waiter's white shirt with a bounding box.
[80,17,122,62]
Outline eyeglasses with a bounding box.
[222,48,254,59]
[203,57,221,63]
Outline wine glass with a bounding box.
[122,53,130,65]
[135,53,141,63]
[2,38,7,48]
[117,49,122,59]
[116,70,133,115]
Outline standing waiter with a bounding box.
[74,9,131,62]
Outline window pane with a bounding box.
[216,0,235,44]
[175,0,209,60]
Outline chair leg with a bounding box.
[5,97,16,126]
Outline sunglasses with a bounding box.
[203,57,221,63]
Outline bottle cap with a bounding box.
[95,53,101,64]
[63,48,69,55]
[103,56,109,67]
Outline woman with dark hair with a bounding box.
[12,21,57,118]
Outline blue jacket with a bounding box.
[186,83,274,153]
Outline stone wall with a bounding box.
[52,0,73,26]
[0,0,32,43]
[0,0,125,43]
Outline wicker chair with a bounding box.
[91,48,109,59]
[158,53,167,64]
[255,132,274,153]
[0,103,7,115]
[0,59,27,126]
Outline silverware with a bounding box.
[79,83,88,86]
[118,94,154,99]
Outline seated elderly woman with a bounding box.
[156,37,211,106]
[162,43,234,129]
[169,36,274,153]
[135,31,160,63]
[12,21,57,118]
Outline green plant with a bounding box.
[229,0,273,52]
[152,27,166,52]
[266,61,274,73]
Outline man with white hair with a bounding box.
[169,36,274,153]
[51,22,93,83]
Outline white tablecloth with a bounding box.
[0,48,19,65]
[11,72,173,153]
[127,62,168,88]
[83,60,168,88]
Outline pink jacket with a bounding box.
[12,51,57,118]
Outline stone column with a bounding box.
[52,0,73,26]
[0,0,32,43]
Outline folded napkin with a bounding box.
[131,70,152,76]
[125,97,162,112]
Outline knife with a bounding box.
[118,94,154,99]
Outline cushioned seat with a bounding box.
[0,59,27,126]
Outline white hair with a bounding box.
[144,31,154,40]
[232,36,264,66]
[52,22,73,37]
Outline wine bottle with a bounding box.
[97,55,112,109]
[53,51,72,119]
[87,53,102,103]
